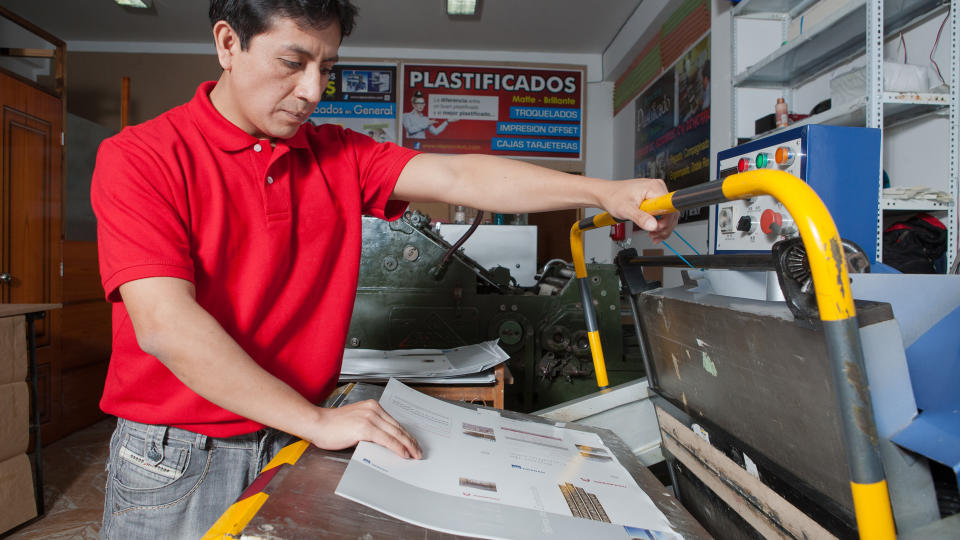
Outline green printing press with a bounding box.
[346,212,641,412]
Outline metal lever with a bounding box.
[0,273,12,283]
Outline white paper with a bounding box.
[341,369,497,385]
[340,340,509,381]
[335,379,680,540]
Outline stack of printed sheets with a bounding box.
[340,339,509,385]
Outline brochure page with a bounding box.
[335,379,680,540]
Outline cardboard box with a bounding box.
[0,453,37,534]
[0,382,29,462]
[0,316,27,385]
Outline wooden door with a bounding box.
[1,69,63,438]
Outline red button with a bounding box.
[738,158,750,172]
[760,209,783,234]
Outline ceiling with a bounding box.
[0,0,643,55]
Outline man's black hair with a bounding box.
[209,0,358,50]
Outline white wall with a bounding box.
[583,81,616,263]
[592,0,734,284]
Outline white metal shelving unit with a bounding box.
[730,0,959,268]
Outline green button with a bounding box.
[756,153,768,169]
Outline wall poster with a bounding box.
[634,35,710,223]
[401,64,584,161]
[310,64,398,143]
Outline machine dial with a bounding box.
[736,216,755,233]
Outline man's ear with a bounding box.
[212,20,240,71]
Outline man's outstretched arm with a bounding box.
[392,153,678,242]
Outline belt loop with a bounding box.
[144,424,167,465]
[194,432,208,450]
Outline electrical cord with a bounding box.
[673,229,702,255]
[930,6,950,86]
[430,209,484,281]
[660,239,697,269]
[898,31,907,64]
[659,229,702,270]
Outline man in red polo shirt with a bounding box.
[92,0,677,537]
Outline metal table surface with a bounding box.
[229,384,711,539]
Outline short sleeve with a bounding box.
[344,129,420,220]
[91,136,195,302]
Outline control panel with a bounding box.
[712,125,881,261]
[716,140,802,252]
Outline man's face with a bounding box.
[225,16,341,139]
[412,97,426,113]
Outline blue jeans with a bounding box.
[101,418,293,539]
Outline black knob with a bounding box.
[736,216,753,232]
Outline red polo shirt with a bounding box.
[92,81,417,437]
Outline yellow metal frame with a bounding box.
[570,170,895,540]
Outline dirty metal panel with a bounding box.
[658,403,842,539]
[636,287,894,524]
[654,397,856,539]
[670,456,765,540]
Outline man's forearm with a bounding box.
[135,293,323,440]
[119,277,422,459]
[393,152,679,234]
[395,153,613,214]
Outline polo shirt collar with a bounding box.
[188,81,310,152]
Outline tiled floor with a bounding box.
[5,418,115,540]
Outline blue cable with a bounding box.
[650,216,701,269]
[661,239,696,269]
[673,229,702,255]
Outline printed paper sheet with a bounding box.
[335,379,679,540]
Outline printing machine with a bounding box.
[347,211,643,412]
[556,125,960,538]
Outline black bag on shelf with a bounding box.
[883,213,948,274]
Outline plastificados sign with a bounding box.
[402,65,583,160]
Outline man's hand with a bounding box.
[308,400,423,460]
[599,177,679,243]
